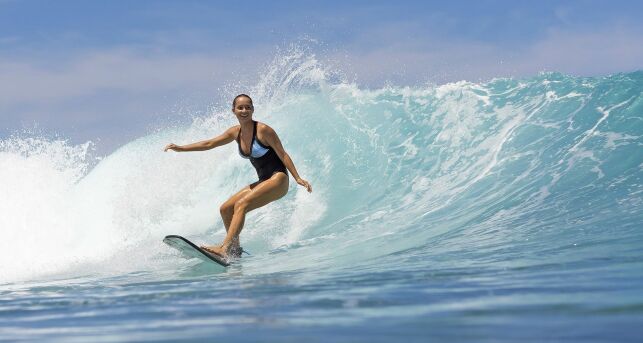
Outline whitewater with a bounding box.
[1,52,642,341]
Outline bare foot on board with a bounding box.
[200,244,243,259]
[201,245,226,258]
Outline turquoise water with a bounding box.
[1,53,642,341]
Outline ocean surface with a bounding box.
[1,52,642,342]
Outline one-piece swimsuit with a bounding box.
[237,120,287,181]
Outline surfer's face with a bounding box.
[232,97,254,122]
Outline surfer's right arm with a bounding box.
[164,126,238,152]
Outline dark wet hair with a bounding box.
[233,94,253,108]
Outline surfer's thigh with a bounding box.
[236,172,289,213]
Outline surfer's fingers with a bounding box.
[299,179,312,192]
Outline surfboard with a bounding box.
[163,235,230,267]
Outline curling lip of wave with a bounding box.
[1,56,641,283]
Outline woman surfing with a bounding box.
[164,94,312,260]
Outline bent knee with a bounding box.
[233,198,250,213]
[220,202,234,216]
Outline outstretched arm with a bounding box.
[261,125,312,193]
[164,126,238,152]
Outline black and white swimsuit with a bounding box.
[237,120,288,181]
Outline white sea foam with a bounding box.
[2,52,641,283]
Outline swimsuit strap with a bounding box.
[252,120,258,142]
[236,121,257,157]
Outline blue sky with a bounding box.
[1,0,642,154]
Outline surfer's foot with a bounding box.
[201,244,243,259]
[201,244,226,258]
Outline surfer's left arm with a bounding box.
[262,125,312,193]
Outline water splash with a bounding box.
[1,49,641,284]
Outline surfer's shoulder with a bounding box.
[256,121,276,136]
[220,125,240,140]
[256,122,280,147]
[229,124,241,134]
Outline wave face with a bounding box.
[1,53,642,288]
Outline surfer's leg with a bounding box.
[203,182,259,253]
[219,184,254,232]
[217,172,288,257]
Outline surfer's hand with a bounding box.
[164,143,181,152]
[296,178,312,193]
